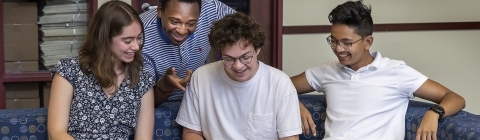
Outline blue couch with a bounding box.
[1,94,479,139]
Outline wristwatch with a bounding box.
[429,105,445,120]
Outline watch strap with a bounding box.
[429,105,445,120]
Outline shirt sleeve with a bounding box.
[398,63,428,99]
[51,58,78,85]
[175,72,202,131]
[276,78,302,138]
[137,71,156,97]
[142,53,158,81]
[213,0,236,19]
[305,64,327,92]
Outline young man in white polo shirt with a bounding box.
[176,12,302,140]
[292,1,466,140]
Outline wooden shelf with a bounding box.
[0,0,281,110]
[3,72,52,83]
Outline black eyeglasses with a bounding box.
[326,36,364,51]
[222,55,254,66]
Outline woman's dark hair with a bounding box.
[78,1,145,90]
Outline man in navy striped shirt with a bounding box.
[140,0,235,106]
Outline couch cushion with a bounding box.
[0,108,48,140]
[153,101,183,139]
[298,94,327,140]
[2,94,478,140]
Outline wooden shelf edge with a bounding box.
[3,72,52,83]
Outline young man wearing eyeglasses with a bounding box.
[291,1,465,140]
[175,12,302,140]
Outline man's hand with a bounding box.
[299,102,316,136]
[161,67,192,91]
[154,67,192,107]
[415,110,440,140]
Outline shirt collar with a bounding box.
[337,51,382,71]
[156,17,195,46]
[367,51,382,70]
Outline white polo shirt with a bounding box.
[305,52,428,140]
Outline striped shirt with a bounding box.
[140,0,235,101]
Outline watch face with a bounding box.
[435,107,444,114]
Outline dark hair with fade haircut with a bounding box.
[208,12,266,53]
[159,0,202,12]
[328,0,373,37]
[79,0,145,91]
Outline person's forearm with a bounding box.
[183,134,204,140]
[183,132,204,140]
[49,131,75,140]
[153,85,171,107]
[134,132,153,140]
[182,127,204,140]
[280,135,299,140]
[439,91,466,117]
[158,76,174,92]
[299,102,305,107]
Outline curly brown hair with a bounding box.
[208,12,266,53]
[78,1,144,90]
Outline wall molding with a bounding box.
[283,22,480,34]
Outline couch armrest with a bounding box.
[405,100,480,140]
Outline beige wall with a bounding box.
[284,0,480,25]
[283,0,480,114]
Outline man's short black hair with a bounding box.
[159,0,202,13]
[328,0,373,37]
